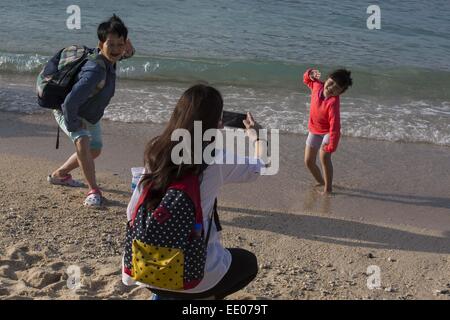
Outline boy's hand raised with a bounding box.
[309,69,321,81]
[122,38,135,59]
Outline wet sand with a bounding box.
[0,111,449,299]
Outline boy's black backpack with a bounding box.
[36,45,105,110]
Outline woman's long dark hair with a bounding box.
[140,84,223,209]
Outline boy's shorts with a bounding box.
[53,110,103,150]
[306,132,330,150]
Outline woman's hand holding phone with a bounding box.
[243,112,262,142]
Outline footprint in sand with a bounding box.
[0,243,66,298]
[4,246,42,265]
[0,263,19,280]
[21,268,63,289]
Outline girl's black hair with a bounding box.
[97,14,128,42]
[140,84,224,210]
[329,69,353,92]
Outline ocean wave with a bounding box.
[103,86,450,146]
[0,72,448,147]
[1,50,450,101]
[0,52,48,74]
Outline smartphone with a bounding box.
[222,111,247,129]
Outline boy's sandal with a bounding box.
[47,174,84,187]
[83,189,104,207]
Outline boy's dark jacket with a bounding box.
[62,48,133,132]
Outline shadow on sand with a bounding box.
[218,205,450,254]
[333,186,450,210]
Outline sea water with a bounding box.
[1,0,449,146]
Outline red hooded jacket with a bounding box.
[303,69,341,153]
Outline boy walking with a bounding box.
[48,15,134,207]
[303,68,352,194]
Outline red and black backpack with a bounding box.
[123,173,220,290]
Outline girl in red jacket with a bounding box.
[303,68,352,194]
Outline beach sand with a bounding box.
[0,111,449,300]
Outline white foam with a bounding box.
[1,78,448,146]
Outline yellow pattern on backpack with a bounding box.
[131,239,184,290]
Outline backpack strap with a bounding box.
[55,126,60,150]
[85,52,107,97]
[87,53,107,70]
[213,198,222,232]
[204,207,214,245]
[204,198,222,244]
[130,183,152,226]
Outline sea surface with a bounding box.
[1,0,449,145]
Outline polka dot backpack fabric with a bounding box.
[123,174,213,290]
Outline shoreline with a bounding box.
[0,111,449,300]
[1,110,450,233]
[1,74,450,147]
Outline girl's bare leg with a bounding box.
[319,149,333,194]
[304,145,325,186]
